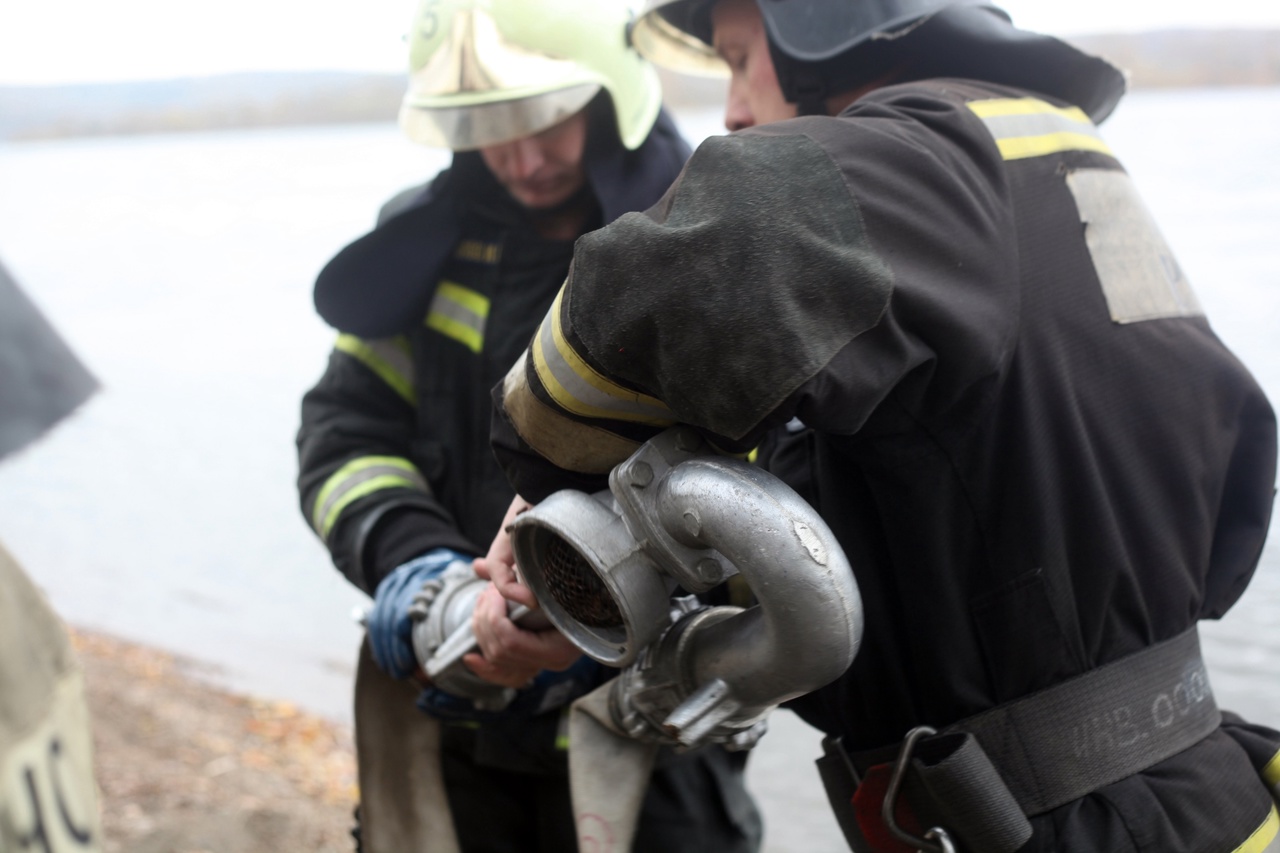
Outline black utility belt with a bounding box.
[819,628,1219,853]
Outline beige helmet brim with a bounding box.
[400,83,601,151]
[401,0,660,151]
[401,4,607,150]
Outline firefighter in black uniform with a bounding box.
[477,0,1280,850]
[295,1,761,851]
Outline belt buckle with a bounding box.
[883,726,958,853]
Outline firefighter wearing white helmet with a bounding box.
[478,0,1280,851]
[297,1,762,851]
[399,0,662,151]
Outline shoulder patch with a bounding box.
[1066,168,1202,324]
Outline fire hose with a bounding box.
[370,426,866,852]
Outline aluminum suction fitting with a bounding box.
[510,426,863,749]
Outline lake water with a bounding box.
[1,89,1278,852]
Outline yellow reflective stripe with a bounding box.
[1233,805,1280,853]
[455,240,501,265]
[425,281,489,353]
[555,707,570,750]
[312,456,427,538]
[706,436,753,461]
[436,281,490,317]
[1264,749,1280,789]
[995,132,1114,162]
[967,97,1114,161]
[319,475,421,539]
[503,351,642,474]
[531,288,676,426]
[335,334,415,405]
[426,314,484,353]
[968,99,1093,121]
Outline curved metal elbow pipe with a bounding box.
[510,427,864,747]
[654,458,863,711]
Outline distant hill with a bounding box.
[0,72,404,141]
[2,29,1277,141]
[1073,29,1280,89]
[659,29,1280,107]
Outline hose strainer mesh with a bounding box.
[542,535,623,629]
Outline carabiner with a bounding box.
[881,725,957,853]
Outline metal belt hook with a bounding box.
[882,726,958,853]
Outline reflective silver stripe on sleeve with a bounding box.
[312,456,428,539]
[502,351,643,474]
[425,281,489,353]
[334,334,416,405]
[530,289,675,427]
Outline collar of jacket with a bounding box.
[313,108,691,338]
[868,6,1126,124]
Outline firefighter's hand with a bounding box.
[368,548,472,680]
[464,584,580,689]
[475,494,537,609]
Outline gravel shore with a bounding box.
[72,629,357,853]
[70,627,848,852]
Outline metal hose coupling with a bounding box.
[509,427,863,748]
[408,563,552,712]
[408,562,515,711]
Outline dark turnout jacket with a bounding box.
[296,109,765,852]
[491,77,1280,851]
[298,110,691,594]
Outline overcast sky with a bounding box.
[2,0,1280,86]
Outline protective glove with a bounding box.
[367,547,473,679]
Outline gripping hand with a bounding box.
[367,548,473,679]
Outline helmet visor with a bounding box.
[631,0,727,77]
[400,83,600,150]
[401,5,606,149]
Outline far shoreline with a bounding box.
[4,29,1280,142]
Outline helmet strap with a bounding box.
[769,41,832,116]
[788,66,831,117]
